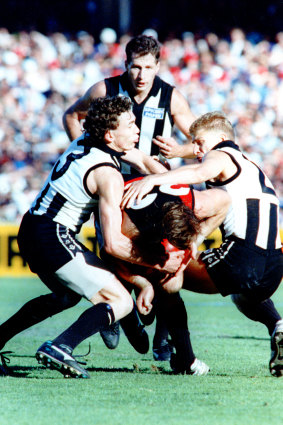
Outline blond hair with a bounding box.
[189,111,235,140]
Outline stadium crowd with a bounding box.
[0,27,282,224]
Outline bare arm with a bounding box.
[121,150,228,209]
[194,188,231,244]
[121,149,169,175]
[153,88,196,159]
[90,167,185,273]
[63,80,107,141]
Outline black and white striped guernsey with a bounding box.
[206,141,281,250]
[105,73,174,157]
[30,135,122,233]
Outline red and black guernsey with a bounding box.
[123,175,195,234]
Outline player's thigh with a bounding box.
[54,251,118,301]
[183,255,219,294]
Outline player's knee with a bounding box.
[162,279,183,294]
[51,291,81,310]
[116,290,134,317]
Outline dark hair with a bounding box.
[131,202,200,267]
[125,35,160,63]
[83,96,132,144]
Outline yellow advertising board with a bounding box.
[0,224,98,276]
[0,223,282,277]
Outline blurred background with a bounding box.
[0,0,282,234]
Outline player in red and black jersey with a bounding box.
[101,175,231,375]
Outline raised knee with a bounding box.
[119,291,134,317]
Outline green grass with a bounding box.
[0,277,282,425]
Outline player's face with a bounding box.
[192,129,222,162]
[126,53,160,94]
[110,111,140,152]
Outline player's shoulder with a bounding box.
[157,75,174,88]
[88,80,107,98]
[92,164,124,193]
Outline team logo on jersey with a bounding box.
[143,106,165,120]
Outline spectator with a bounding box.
[0,28,282,224]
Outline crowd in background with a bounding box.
[0,27,282,224]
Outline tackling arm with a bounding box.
[121,149,169,174]
[194,188,231,245]
[92,167,184,273]
[121,151,227,209]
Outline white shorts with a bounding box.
[54,251,118,300]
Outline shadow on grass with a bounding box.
[2,364,172,378]
[1,365,34,378]
[217,335,269,341]
[87,365,172,374]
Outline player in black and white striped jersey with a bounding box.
[122,111,283,377]
[0,96,185,378]
[63,35,196,161]
[63,34,197,358]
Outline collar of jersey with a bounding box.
[83,134,125,158]
[94,141,125,158]
[212,140,240,151]
[121,72,160,104]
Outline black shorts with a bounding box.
[17,212,117,299]
[18,211,87,273]
[200,237,283,301]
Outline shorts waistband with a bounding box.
[227,235,282,257]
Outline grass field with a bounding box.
[0,277,282,425]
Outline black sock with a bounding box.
[231,294,282,335]
[120,303,142,334]
[53,303,115,351]
[153,311,170,348]
[0,293,81,350]
[156,292,195,367]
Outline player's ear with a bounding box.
[220,132,228,142]
[105,129,113,144]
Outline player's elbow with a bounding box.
[62,108,73,129]
[195,168,212,184]
[162,277,183,294]
[103,241,117,257]
[103,239,123,259]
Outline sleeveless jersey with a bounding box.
[124,175,194,232]
[105,73,174,157]
[206,141,281,250]
[30,135,122,233]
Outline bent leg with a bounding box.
[52,277,134,352]
[183,255,219,294]
[231,294,282,336]
[0,272,81,351]
[155,291,195,370]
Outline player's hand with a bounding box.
[136,284,154,315]
[121,176,155,209]
[153,136,182,159]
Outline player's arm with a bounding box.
[110,260,154,315]
[90,167,185,273]
[121,151,227,209]
[193,188,231,245]
[63,80,107,141]
[153,88,196,159]
[121,148,169,174]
